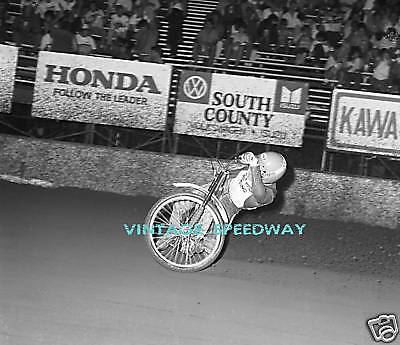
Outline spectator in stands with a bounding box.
[281,1,303,33]
[277,18,290,52]
[257,3,279,22]
[58,0,76,12]
[364,44,380,71]
[108,0,133,14]
[249,12,280,60]
[167,0,185,57]
[107,4,130,45]
[223,21,250,67]
[294,47,308,65]
[209,10,226,61]
[84,2,105,34]
[349,22,371,55]
[127,1,159,44]
[39,20,75,52]
[311,31,329,64]
[36,0,62,20]
[128,5,145,33]
[295,25,314,53]
[75,24,96,54]
[343,18,358,41]
[335,37,351,63]
[134,19,158,60]
[40,32,53,51]
[143,2,158,26]
[378,27,399,53]
[222,0,243,35]
[63,4,83,33]
[135,0,161,12]
[49,20,76,53]
[322,7,343,48]
[42,10,57,33]
[12,2,42,50]
[324,48,342,83]
[304,16,319,38]
[243,6,259,44]
[346,0,366,23]
[255,20,273,53]
[209,10,225,39]
[257,13,279,49]
[338,46,364,88]
[192,19,219,65]
[83,1,106,51]
[370,49,392,92]
[39,10,58,50]
[110,37,131,59]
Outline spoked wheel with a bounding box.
[144,193,225,272]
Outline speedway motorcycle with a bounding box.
[145,158,243,272]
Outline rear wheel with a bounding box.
[144,193,225,272]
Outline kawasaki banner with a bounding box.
[327,89,400,157]
[0,44,18,113]
[32,52,172,130]
[174,70,309,146]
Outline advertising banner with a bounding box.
[174,70,308,147]
[32,52,172,130]
[327,89,400,157]
[0,44,18,113]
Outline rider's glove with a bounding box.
[238,152,259,167]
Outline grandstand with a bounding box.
[1,0,399,179]
[3,0,334,132]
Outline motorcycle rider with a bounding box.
[159,151,287,248]
[227,151,285,211]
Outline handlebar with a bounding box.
[210,155,247,177]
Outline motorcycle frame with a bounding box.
[172,170,231,224]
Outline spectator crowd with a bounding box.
[0,0,180,62]
[2,0,400,92]
[191,0,400,93]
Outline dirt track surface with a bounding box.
[1,181,399,345]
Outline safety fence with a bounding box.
[0,134,399,229]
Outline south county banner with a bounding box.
[32,52,172,130]
[327,89,400,158]
[0,44,18,113]
[174,70,309,147]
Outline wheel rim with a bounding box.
[148,195,223,269]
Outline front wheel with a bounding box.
[144,193,225,272]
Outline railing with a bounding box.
[1,58,399,181]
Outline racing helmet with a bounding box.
[257,151,287,183]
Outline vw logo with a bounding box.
[183,75,208,100]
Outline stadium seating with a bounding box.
[3,0,368,137]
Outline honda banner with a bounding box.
[327,89,400,157]
[32,52,172,130]
[0,44,18,113]
[174,70,309,146]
